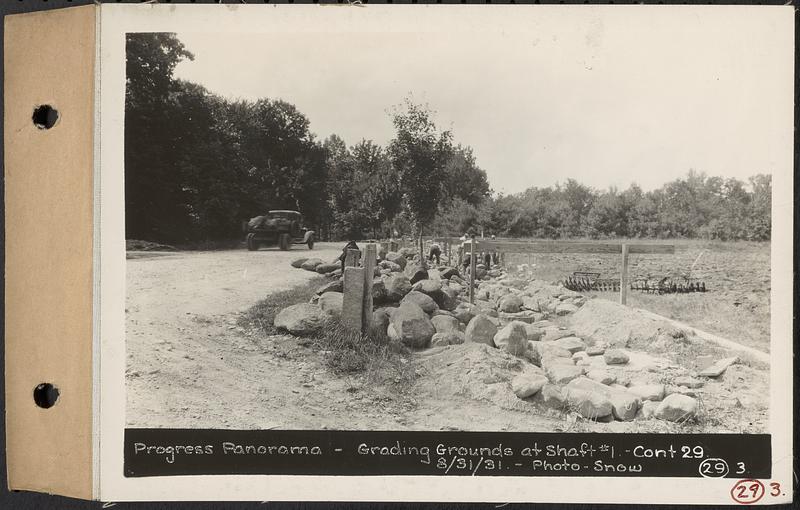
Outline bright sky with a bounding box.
[172,7,791,195]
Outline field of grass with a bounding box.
[504,240,771,352]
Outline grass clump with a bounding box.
[238,277,414,386]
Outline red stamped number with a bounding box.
[730,479,765,504]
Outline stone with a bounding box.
[316,279,343,295]
[291,257,309,268]
[545,364,584,384]
[316,262,340,274]
[536,342,574,360]
[521,296,545,312]
[498,310,539,324]
[413,279,442,295]
[695,355,714,370]
[640,400,658,419]
[511,374,549,398]
[274,303,328,336]
[464,315,498,346]
[523,325,544,341]
[431,314,460,334]
[401,291,439,315]
[449,282,464,294]
[439,267,459,279]
[604,349,630,365]
[431,331,465,347]
[698,356,738,377]
[655,394,698,422]
[627,384,665,402]
[385,252,407,270]
[371,278,388,304]
[438,285,459,311]
[379,260,402,273]
[387,323,400,341]
[389,302,435,349]
[536,383,568,409]
[498,295,524,313]
[586,345,605,356]
[566,377,639,421]
[370,308,391,338]
[586,369,616,385]
[493,321,529,356]
[317,292,344,318]
[555,302,579,316]
[453,303,479,325]
[475,268,487,279]
[384,275,412,301]
[553,336,587,354]
[300,258,325,271]
[542,328,575,342]
[572,351,589,362]
[404,264,429,285]
[564,387,613,420]
[674,376,705,389]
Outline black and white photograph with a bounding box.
[122,8,784,439]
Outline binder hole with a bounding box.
[33,383,59,408]
[32,105,59,130]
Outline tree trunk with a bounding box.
[418,226,426,270]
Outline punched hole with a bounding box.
[32,105,59,130]
[33,383,59,409]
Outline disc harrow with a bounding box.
[562,271,620,292]
[630,277,707,294]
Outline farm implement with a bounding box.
[562,271,707,294]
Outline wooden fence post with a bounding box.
[342,267,365,331]
[619,243,629,305]
[469,237,476,304]
[362,244,376,333]
[345,249,360,268]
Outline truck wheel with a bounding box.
[307,235,315,250]
[246,233,257,251]
[279,233,290,251]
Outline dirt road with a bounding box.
[126,245,565,430]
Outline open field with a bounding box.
[503,240,770,353]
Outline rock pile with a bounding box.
[284,248,704,425]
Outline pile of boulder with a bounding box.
[280,248,703,425]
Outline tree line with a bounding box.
[126,33,771,246]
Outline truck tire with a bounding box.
[279,233,290,251]
[246,233,257,251]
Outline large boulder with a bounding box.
[431,331,465,347]
[545,364,583,384]
[511,373,549,399]
[555,302,579,316]
[384,275,412,301]
[464,315,498,346]
[627,384,665,402]
[318,292,344,318]
[413,279,456,310]
[300,258,325,272]
[567,377,640,421]
[542,328,575,342]
[524,325,544,341]
[316,279,343,295]
[453,303,479,324]
[404,264,429,285]
[498,295,524,313]
[439,267,459,280]
[401,291,439,315]
[371,308,391,338]
[389,302,435,349]
[274,303,328,336]
[413,279,442,295]
[697,356,738,378]
[564,387,613,420]
[493,321,529,356]
[552,336,587,354]
[385,252,407,270]
[316,262,340,274]
[371,278,388,304]
[379,260,402,273]
[655,394,698,422]
[604,349,630,365]
[291,257,309,268]
[570,299,677,348]
[431,314,460,334]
